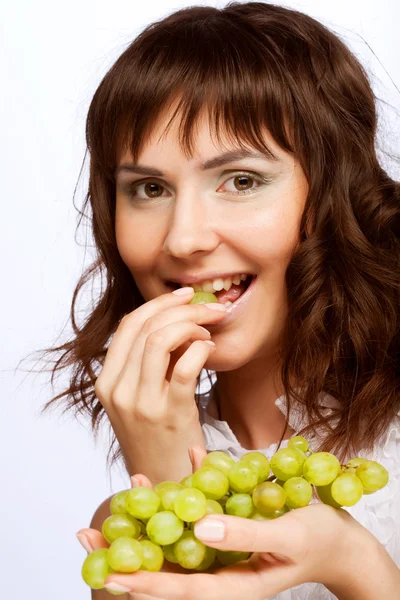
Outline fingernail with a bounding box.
[172,286,194,296]
[105,582,132,593]
[131,476,140,488]
[199,326,211,335]
[204,303,227,311]
[76,532,94,553]
[194,519,225,541]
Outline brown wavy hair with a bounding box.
[21,2,399,468]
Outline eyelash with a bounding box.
[124,171,272,201]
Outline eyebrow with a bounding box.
[115,148,280,178]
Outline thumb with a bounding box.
[193,512,299,557]
[76,528,109,552]
[188,444,207,472]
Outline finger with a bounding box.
[94,288,196,406]
[114,303,225,410]
[189,445,208,472]
[131,474,153,488]
[193,512,300,556]
[76,528,109,552]
[129,594,167,600]
[165,339,217,412]
[134,324,213,414]
[105,563,262,600]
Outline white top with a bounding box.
[197,383,400,600]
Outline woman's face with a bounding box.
[115,108,309,371]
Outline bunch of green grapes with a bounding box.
[81,436,389,594]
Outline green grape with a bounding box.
[205,499,224,515]
[283,477,313,508]
[316,482,342,508]
[252,481,286,513]
[342,466,356,474]
[288,436,309,453]
[110,490,130,515]
[180,474,194,487]
[216,550,251,566]
[139,539,164,571]
[107,537,143,573]
[270,448,305,481]
[125,487,161,520]
[163,542,179,564]
[356,460,389,493]
[101,514,142,544]
[194,546,217,571]
[251,504,290,520]
[250,511,272,521]
[346,457,368,470]
[228,460,259,493]
[266,505,290,519]
[192,466,230,500]
[81,548,114,590]
[240,452,270,483]
[173,488,207,522]
[303,452,341,486]
[225,493,254,518]
[202,451,235,476]
[146,511,184,546]
[173,531,207,569]
[154,481,184,511]
[189,291,218,304]
[331,473,364,506]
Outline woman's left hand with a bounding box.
[104,447,374,599]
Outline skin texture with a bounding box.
[115,103,307,450]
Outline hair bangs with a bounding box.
[93,10,296,180]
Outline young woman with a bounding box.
[35,2,399,598]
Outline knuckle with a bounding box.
[94,377,107,402]
[133,406,163,423]
[110,387,127,409]
[142,315,159,335]
[173,364,193,385]
[145,330,166,350]
[118,313,129,327]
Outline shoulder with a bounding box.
[89,495,114,530]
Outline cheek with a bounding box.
[115,214,162,272]
[230,207,301,267]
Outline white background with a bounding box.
[1,1,399,598]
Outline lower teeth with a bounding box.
[224,301,233,307]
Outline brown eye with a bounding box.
[143,182,164,198]
[233,175,254,191]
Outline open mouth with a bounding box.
[166,274,255,306]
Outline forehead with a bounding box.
[118,99,288,167]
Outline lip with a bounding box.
[208,274,258,327]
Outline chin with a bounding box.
[203,346,256,372]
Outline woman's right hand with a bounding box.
[94,288,226,484]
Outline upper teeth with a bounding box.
[190,273,249,293]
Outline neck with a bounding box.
[211,357,296,450]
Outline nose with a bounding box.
[162,191,219,258]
